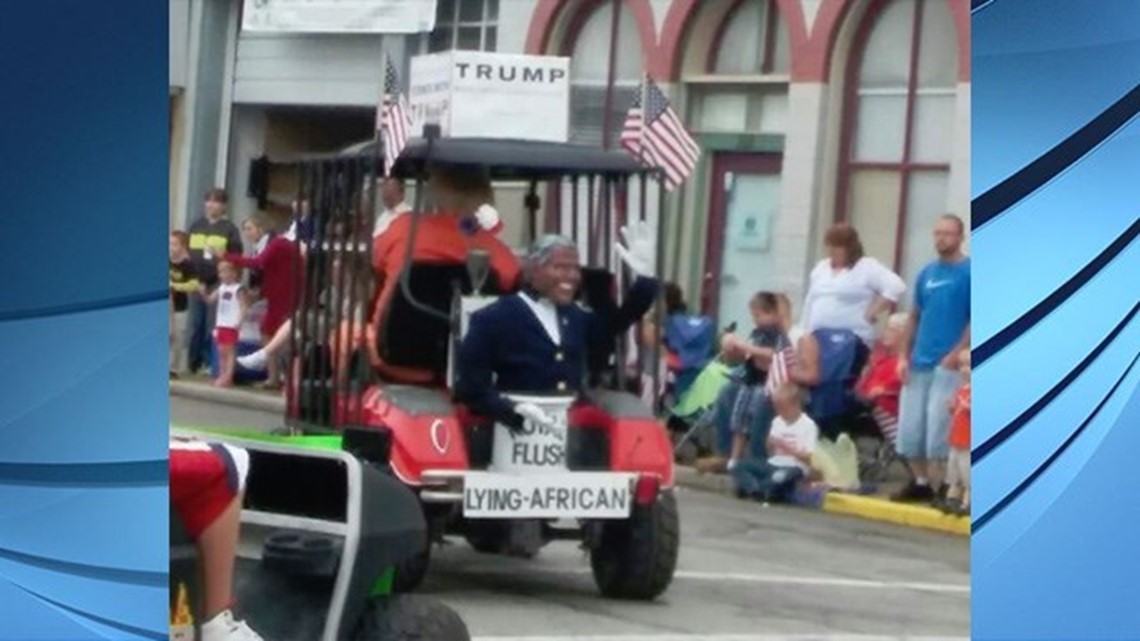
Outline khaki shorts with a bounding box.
[946,447,971,489]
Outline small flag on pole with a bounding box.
[378,58,412,177]
[765,346,798,395]
[619,78,700,191]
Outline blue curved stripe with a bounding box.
[973,300,1140,462]
[16,584,166,640]
[0,546,166,588]
[972,82,1140,229]
[0,290,169,323]
[975,350,1140,532]
[0,460,167,487]
[973,217,1140,367]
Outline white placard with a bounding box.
[462,472,635,519]
[491,394,574,473]
[241,0,436,34]
[409,51,570,142]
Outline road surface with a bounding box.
[171,395,970,641]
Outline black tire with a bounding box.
[589,490,680,600]
[353,594,470,641]
[463,520,508,554]
[391,545,430,593]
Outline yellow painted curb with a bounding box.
[822,493,971,537]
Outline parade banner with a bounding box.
[409,51,571,142]
[242,0,436,34]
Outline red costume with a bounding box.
[170,437,249,539]
[226,235,303,338]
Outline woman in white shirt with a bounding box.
[800,223,906,345]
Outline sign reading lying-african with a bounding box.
[409,51,571,143]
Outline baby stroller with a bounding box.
[806,328,904,483]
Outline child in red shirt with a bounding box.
[856,313,907,443]
[941,348,971,516]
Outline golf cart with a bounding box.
[276,125,680,600]
[169,428,470,641]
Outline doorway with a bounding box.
[701,152,783,332]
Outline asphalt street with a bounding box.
[171,395,970,641]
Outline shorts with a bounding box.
[896,366,958,460]
[170,439,250,539]
[214,326,239,347]
[946,447,971,489]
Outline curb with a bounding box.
[821,492,970,537]
[170,382,969,537]
[169,381,285,414]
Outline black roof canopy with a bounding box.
[276,137,651,181]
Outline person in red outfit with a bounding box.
[366,164,522,383]
[224,218,303,388]
[940,348,971,516]
[169,437,265,641]
[855,312,908,444]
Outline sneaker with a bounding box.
[238,350,268,371]
[890,481,935,503]
[201,610,265,641]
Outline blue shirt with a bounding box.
[911,258,970,369]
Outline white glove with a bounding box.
[615,220,657,278]
[474,204,504,234]
[514,402,555,430]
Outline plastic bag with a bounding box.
[810,433,860,491]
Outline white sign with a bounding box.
[463,472,635,519]
[491,395,574,473]
[409,51,570,142]
[242,0,436,34]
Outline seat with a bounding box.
[379,263,501,384]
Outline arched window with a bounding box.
[710,0,791,76]
[836,0,958,284]
[566,2,643,147]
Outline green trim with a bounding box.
[171,424,345,452]
[695,133,784,153]
[370,567,396,597]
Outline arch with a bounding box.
[524,0,658,75]
[804,0,970,83]
[659,0,809,81]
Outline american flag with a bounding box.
[378,59,412,177]
[619,79,700,191]
[766,346,798,395]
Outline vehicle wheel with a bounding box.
[589,490,680,600]
[463,520,507,554]
[353,594,470,641]
[391,545,430,593]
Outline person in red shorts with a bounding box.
[224,218,303,389]
[169,437,265,641]
[200,261,247,388]
[939,348,971,516]
[366,163,522,384]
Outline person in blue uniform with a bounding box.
[456,223,659,431]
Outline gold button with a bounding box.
[555,352,564,362]
[557,382,567,391]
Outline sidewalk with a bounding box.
[169,379,969,538]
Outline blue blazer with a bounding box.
[456,277,658,427]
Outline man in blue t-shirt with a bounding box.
[893,214,970,503]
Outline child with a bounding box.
[169,231,199,379]
[201,261,246,388]
[718,292,793,473]
[170,437,265,641]
[732,383,819,503]
[940,348,971,516]
[855,312,908,444]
